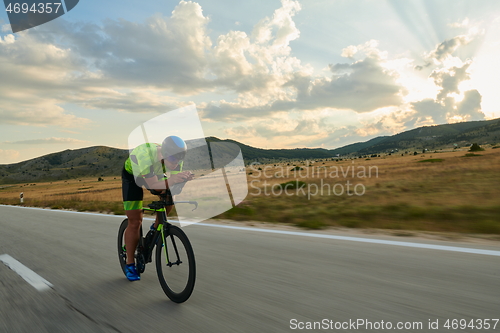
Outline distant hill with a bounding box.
[206,137,334,161]
[329,136,389,156]
[0,146,129,184]
[1,118,499,184]
[0,138,335,184]
[352,118,500,155]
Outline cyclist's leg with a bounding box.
[121,167,144,265]
[125,209,143,264]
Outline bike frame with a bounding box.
[141,193,197,266]
[118,190,197,302]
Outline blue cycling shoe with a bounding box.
[125,264,140,281]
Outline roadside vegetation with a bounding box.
[220,147,500,234]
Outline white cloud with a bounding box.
[354,107,412,137]
[414,28,483,71]
[0,0,308,128]
[220,109,339,149]
[211,0,304,95]
[455,89,484,121]
[301,53,402,112]
[203,39,404,121]
[201,0,307,120]
[78,89,185,113]
[0,1,404,128]
[310,33,488,141]
[394,31,487,128]
[341,45,357,58]
[0,32,90,127]
[0,0,495,152]
[411,98,448,124]
[0,1,214,127]
[251,0,301,47]
[421,28,483,68]
[449,18,470,28]
[0,149,20,163]
[91,1,212,93]
[0,34,15,44]
[0,99,90,128]
[427,35,472,63]
[413,60,485,123]
[411,87,484,125]
[430,60,472,100]
[4,137,89,144]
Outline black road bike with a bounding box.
[118,190,197,303]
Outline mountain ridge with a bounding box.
[1,118,499,184]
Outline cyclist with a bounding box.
[122,135,194,281]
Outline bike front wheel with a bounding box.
[155,225,196,303]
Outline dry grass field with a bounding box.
[1,148,499,234]
[0,176,126,214]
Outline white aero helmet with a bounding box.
[161,136,187,163]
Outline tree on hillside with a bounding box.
[469,143,484,152]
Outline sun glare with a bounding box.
[466,17,500,119]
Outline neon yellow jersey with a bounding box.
[124,143,183,181]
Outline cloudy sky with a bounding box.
[1,0,500,163]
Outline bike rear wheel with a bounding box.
[117,219,129,276]
[155,225,196,303]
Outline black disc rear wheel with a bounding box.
[155,225,196,303]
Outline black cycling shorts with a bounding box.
[122,167,146,210]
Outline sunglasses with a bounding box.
[166,153,185,164]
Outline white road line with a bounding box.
[2,204,500,257]
[193,223,500,257]
[0,204,117,217]
[0,254,53,291]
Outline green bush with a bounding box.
[417,159,444,163]
[339,218,361,228]
[469,143,484,152]
[472,220,500,234]
[223,205,256,218]
[275,180,307,190]
[295,220,326,229]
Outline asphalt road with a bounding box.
[0,205,499,333]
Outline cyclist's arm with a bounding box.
[143,172,192,191]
